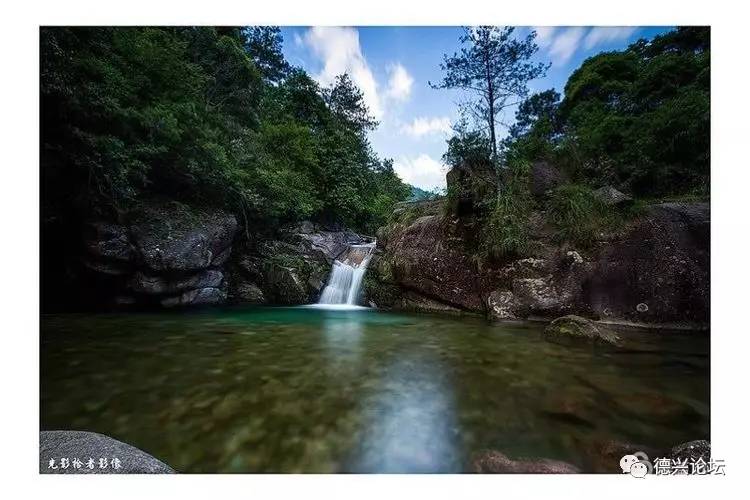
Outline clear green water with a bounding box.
[40,306,709,473]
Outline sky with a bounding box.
[280,26,672,191]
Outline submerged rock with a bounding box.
[543,315,621,346]
[40,431,175,473]
[472,450,580,473]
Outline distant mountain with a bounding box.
[408,185,434,201]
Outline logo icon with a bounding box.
[621,452,653,478]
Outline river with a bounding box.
[40,306,709,473]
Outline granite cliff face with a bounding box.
[79,201,238,308]
[365,163,710,328]
[70,204,367,309]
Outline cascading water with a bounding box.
[318,242,376,306]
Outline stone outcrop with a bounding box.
[446,161,498,217]
[40,431,175,473]
[374,213,484,311]
[228,222,365,306]
[670,440,710,463]
[582,202,709,324]
[368,197,709,328]
[81,201,237,308]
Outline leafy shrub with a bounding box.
[546,184,615,246]
[480,161,532,259]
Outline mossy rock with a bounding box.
[543,315,621,346]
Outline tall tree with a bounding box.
[241,26,290,83]
[323,74,379,133]
[431,26,547,160]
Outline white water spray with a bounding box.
[318,242,376,306]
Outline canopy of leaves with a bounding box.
[40,26,409,234]
[504,27,710,198]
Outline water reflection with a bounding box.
[321,310,364,364]
[352,352,460,473]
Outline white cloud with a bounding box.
[583,27,639,50]
[533,26,558,49]
[534,26,640,67]
[302,27,383,118]
[393,154,448,191]
[385,63,414,102]
[546,27,587,66]
[400,116,452,138]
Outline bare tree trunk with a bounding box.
[485,51,497,161]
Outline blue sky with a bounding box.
[280,26,672,191]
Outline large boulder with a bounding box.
[512,275,573,316]
[486,290,519,320]
[40,431,175,474]
[129,203,237,272]
[81,201,238,309]
[385,213,484,311]
[261,262,309,304]
[581,202,709,324]
[128,269,224,295]
[544,315,621,346]
[160,287,226,307]
[281,221,364,264]
[232,282,266,304]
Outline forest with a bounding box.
[41,26,709,255]
[41,27,410,237]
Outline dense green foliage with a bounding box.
[480,160,533,258]
[437,27,710,254]
[546,184,613,246]
[41,27,409,234]
[505,27,710,198]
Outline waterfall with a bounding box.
[318,242,375,306]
